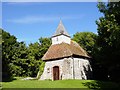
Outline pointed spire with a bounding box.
[52,20,70,37]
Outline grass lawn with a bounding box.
[2,77,120,89]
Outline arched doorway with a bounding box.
[53,66,59,80]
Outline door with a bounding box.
[53,66,59,80]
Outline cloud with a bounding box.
[7,16,59,24]
[7,16,52,24]
[4,2,31,5]
[6,15,85,24]
[4,2,44,5]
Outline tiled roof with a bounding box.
[42,40,90,60]
[52,20,70,37]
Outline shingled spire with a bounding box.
[52,20,70,37]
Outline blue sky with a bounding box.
[2,2,103,45]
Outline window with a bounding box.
[47,68,50,73]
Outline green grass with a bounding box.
[2,77,120,89]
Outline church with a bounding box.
[40,20,92,80]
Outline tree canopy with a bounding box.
[72,32,97,56]
[2,29,51,81]
[2,29,17,81]
[94,2,120,82]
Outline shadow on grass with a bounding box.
[2,77,17,82]
[82,80,120,90]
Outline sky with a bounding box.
[2,2,104,45]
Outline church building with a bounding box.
[40,20,92,80]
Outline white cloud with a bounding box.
[7,16,51,24]
[7,16,58,24]
[6,15,84,24]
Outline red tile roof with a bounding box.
[42,40,90,61]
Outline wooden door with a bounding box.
[53,66,59,80]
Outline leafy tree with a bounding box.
[39,37,51,58]
[72,32,97,56]
[0,28,2,44]
[11,42,28,77]
[37,37,51,78]
[20,37,51,77]
[0,29,2,81]
[2,28,52,79]
[2,29,18,81]
[27,42,41,77]
[12,38,51,77]
[95,2,120,81]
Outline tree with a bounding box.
[39,37,51,58]
[2,29,18,81]
[95,2,120,81]
[72,32,97,56]
[0,29,2,82]
[2,28,52,79]
[37,37,51,78]
[0,28,2,44]
[22,37,51,77]
[1,27,52,79]
[11,38,51,77]
[27,42,41,77]
[11,42,29,77]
